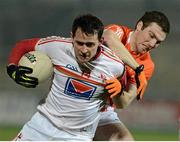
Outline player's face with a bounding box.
[72,28,100,64]
[134,22,167,54]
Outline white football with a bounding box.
[18,51,53,83]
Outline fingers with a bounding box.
[137,84,146,100]
[135,74,140,88]
[18,81,37,88]
[105,83,116,90]
[19,66,33,74]
[22,75,38,84]
[135,70,147,100]
[19,66,38,85]
[105,79,115,84]
[7,65,38,88]
[106,87,117,94]
[15,75,38,88]
[110,91,119,98]
[105,78,122,98]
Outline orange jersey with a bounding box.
[105,24,155,83]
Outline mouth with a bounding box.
[142,48,147,52]
[78,53,89,62]
[140,44,149,53]
[82,53,87,58]
[140,49,147,55]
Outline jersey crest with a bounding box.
[64,78,97,100]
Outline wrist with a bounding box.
[134,64,144,75]
[7,64,17,78]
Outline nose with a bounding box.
[81,45,88,53]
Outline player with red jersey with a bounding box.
[94,11,170,141]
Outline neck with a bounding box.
[91,46,101,61]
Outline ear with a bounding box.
[70,32,73,38]
[136,21,143,31]
[99,37,104,43]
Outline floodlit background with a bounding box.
[0,0,179,140]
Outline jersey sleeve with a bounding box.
[105,24,125,41]
[35,36,72,65]
[105,24,131,45]
[8,38,40,65]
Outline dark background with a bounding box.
[0,0,179,134]
[0,0,179,100]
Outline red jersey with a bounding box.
[105,24,155,89]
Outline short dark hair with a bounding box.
[136,11,170,34]
[72,14,104,41]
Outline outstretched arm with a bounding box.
[103,29,139,69]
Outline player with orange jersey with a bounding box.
[94,11,170,141]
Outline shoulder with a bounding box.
[37,36,72,46]
[105,24,132,41]
[105,24,124,39]
[35,36,73,54]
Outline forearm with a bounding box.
[103,30,139,69]
[8,38,39,65]
[112,84,137,109]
